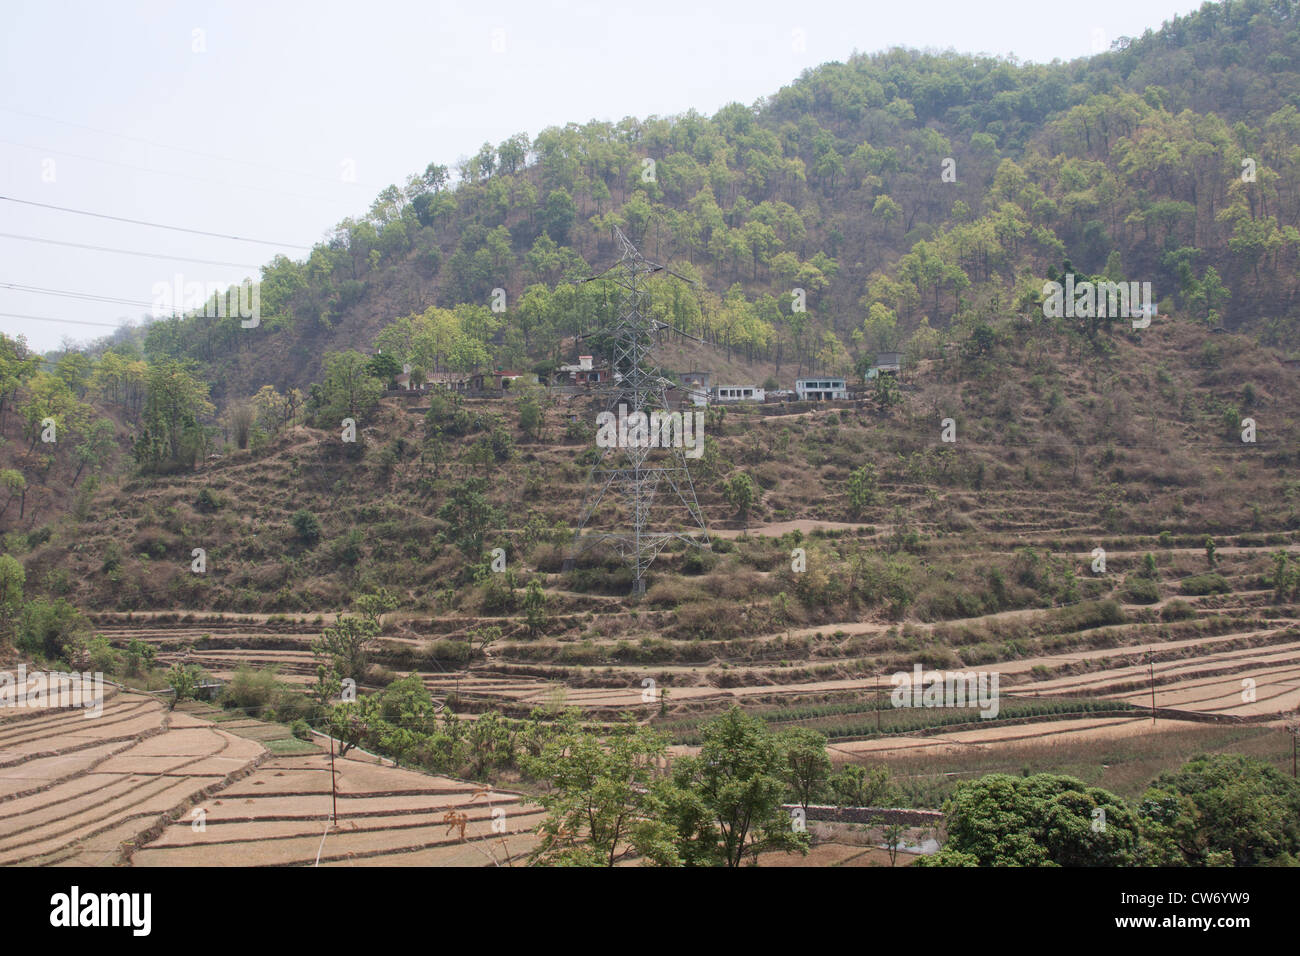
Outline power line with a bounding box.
[0,311,129,330]
[0,195,311,249]
[0,137,342,204]
[0,105,367,188]
[0,231,261,268]
[1,280,157,310]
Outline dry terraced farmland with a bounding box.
[0,689,538,866]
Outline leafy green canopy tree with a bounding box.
[780,727,832,810]
[134,360,214,471]
[523,714,678,866]
[0,553,24,645]
[313,350,384,426]
[654,706,810,867]
[1138,753,1300,867]
[918,773,1140,867]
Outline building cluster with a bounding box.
[385,351,903,407]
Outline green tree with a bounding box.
[523,578,548,637]
[1138,753,1300,866]
[918,773,1140,867]
[166,664,203,710]
[723,472,757,528]
[523,715,677,866]
[780,727,831,810]
[659,706,810,867]
[316,350,384,425]
[0,553,24,644]
[311,616,381,685]
[290,509,322,546]
[438,478,501,561]
[846,463,880,518]
[830,764,893,808]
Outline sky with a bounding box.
[0,0,1205,353]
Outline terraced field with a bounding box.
[80,529,1300,782]
[0,689,539,866]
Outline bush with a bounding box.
[17,599,89,662]
[220,665,281,713]
[290,510,322,546]
[196,488,224,512]
[1180,573,1231,596]
[423,640,471,667]
[331,529,365,566]
[291,719,313,741]
[1161,600,1195,622]
[82,635,122,674]
[1120,575,1160,604]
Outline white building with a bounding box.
[712,385,765,403]
[795,377,848,401]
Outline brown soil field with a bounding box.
[0,690,539,866]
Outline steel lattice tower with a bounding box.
[567,227,709,597]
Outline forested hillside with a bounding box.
[2,0,1299,530]
[120,0,1300,408]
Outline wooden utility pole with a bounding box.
[876,673,881,733]
[1148,651,1156,724]
[329,733,338,825]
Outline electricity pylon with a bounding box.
[566,227,709,597]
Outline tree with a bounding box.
[438,478,500,561]
[367,351,402,385]
[224,403,253,450]
[290,509,322,546]
[846,463,880,517]
[316,350,383,425]
[166,664,202,710]
[355,589,399,626]
[311,616,381,685]
[523,578,548,637]
[1138,753,1300,866]
[135,360,214,471]
[882,822,908,866]
[830,764,893,808]
[659,707,810,867]
[517,391,543,441]
[523,715,677,866]
[0,553,24,644]
[0,469,25,521]
[543,188,576,243]
[918,773,1140,867]
[873,373,901,409]
[723,472,757,528]
[71,418,115,486]
[780,727,831,810]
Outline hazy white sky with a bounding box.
[1,0,1203,352]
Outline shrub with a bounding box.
[220,665,281,713]
[1179,573,1231,596]
[1120,576,1160,604]
[1161,600,1195,622]
[291,719,313,741]
[17,599,89,662]
[331,528,365,566]
[290,510,322,545]
[196,488,224,512]
[82,635,122,674]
